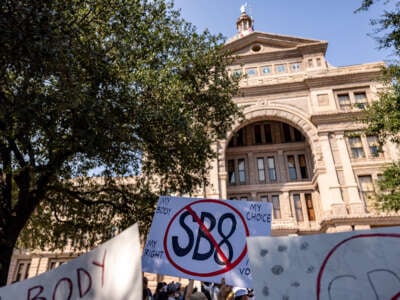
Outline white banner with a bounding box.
[0,223,142,300]
[142,196,272,288]
[247,226,400,300]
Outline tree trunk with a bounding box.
[0,222,20,287]
[0,241,14,286]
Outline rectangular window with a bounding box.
[348,136,365,158]
[236,128,245,146]
[267,157,277,181]
[316,57,322,67]
[276,64,286,73]
[293,194,304,222]
[283,123,292,142]
[238,159,246,184]
[48,259,66,270]
[233,69,242,77]
[305,193,316,221]
[13,260,30,282]
[298,154,308,179]
[228,160,236,185]
[338,93,351,110]
[260,195,268,202]
[262,66,272,75]
[358,175,375,208]
[257,158,266,183]
[308,59,314,68]
[291,62,301,72]
[354,92,367,109]
[254,125,262,144]
[246,68,257,76]
[264,124,273,143]
[271,195,281,219]
[287,155,297,180]
[367,135,380,157]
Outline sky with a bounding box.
[173,0,396,67]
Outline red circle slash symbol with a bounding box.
[164,199,249,277]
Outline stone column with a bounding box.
[317,133,347,215]
[335,132,365,215]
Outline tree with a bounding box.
[0,0,241,285]
[358,0,400,211]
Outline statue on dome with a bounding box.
[240,2,247,14]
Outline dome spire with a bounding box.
[237,3,254,36]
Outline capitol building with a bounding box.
[7,7,400,285]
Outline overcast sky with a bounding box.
[173,0,396,67]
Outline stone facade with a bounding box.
[7,10,400,286]
[201,11,400,237]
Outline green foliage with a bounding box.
[363,66,400,144]
[376,162,400,211]
[359,0,400,213]
[0,0,241,279]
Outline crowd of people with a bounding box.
[143,277,254,300]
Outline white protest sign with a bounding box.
[142,196,272,288]
[247,226,400,300]
[0,223,142,300]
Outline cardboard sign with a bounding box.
[0,223,142,300]
[142,196,272,288]
[247,226,400,300]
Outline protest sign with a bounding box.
[0,223,142,300]
[247,226,400,300]
[142,196,272,288]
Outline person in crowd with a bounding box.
[143,276,153,300]
[189,291,209,300]
[232,287,252,300]
[154,282,168,300]
[166,281,182,300]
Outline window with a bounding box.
[316,57,322,67]
[238,159,246,184]
[348,135,365,159]
[298,154,308,179]
[271,195,281,219]
[335,89,369,111]
[267,157,277,181]
[283,123,292,142]
[307,59,314,68]
[246,68,257,76]
[358,175,375,209]
[228,160,236,184]
[254,125,262,144]
[294,128,304,142]
[264,124,273,143]
[293,194,304,222]
[367,135,380,157]
[305,193,316,221]
[337,93,351,110]
[257,158,266,183]
[229,128,246,147]
[262,66,272,75]
[48,258,67,270]
[13,260,30,282]
[287,155,297,180]
[233,69,241,77]
[291,62,301,72]
[260,195,268,202]
[276,64,286,73]
[354,92,368,109]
